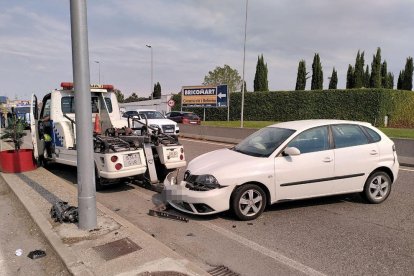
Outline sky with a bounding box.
[0,0,413,100]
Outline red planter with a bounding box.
[0,149,36,173]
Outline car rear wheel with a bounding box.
[231,184,266,221]
[361,171,392,204]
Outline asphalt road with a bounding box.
[45,137,414,276]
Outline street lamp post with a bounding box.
[240,0,248,128]
[146,45,153,100]
[94,61,100,84]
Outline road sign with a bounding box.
[167,99,175,107]
[182,85,228,108]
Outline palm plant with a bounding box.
[1,116,27,151]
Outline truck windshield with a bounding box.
[61,96,113,113]
[233,127,295,157]
[139,111,164,119]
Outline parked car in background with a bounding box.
[14,105,31,129]
[122,109,179,138]
[166,111,201,125]
[165,120,399,220]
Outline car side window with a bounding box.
[287,126,329,154]
[332,124,369,148]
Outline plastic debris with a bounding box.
[50,201,78,223]
[15,249,23,256]
[27,250,46,259]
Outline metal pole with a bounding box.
[70,0,97,230]
[227,87,230,121]
[240,0,248,128]
[146,45,153,100]
[94,61,100,84]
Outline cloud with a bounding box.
[0,0,413,100]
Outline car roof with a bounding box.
[269,119,372,132]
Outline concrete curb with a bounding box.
[0,172,94,276]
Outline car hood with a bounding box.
[145,119,177,126]
[187,148,270,182]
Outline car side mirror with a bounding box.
[283,147,301,156]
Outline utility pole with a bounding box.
[240,0,248,128]
[70,0,97,230]
[146,45,153,100]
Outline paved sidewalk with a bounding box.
[0,139,209,276]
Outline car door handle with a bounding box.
[370,150,378,155]
[323,157,333,163]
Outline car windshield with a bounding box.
[233,127,295,157]
[184,113,199,119]
[139,111,165,119]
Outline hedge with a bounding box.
[172,89,414,128]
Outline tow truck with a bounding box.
[30,82,186,190]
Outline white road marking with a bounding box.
[198,221,326,276]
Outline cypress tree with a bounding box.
[328,68,338,89]
[402,57,413,90]
[370,47,382,88]
[254,54,269,91]
[381,61,389,88]
[295,60,307,90]
[364,65,370,88]
[387,72,394,89]
[346,65,354,89]
[397,70,404,90]
[153,82,161,99]
[354,51,365,88]
[311,53,323,90]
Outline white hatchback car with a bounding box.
[165,120,399,220]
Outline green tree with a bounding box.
[203,64,242,93]
[364,65,370,88]
[253,54,269,91]
[328,68,338,89]
[295,60,307,90]
[402,57,413,90]
[346,65,354,89]
[311,53,323,90]
[240,80,247,93]
[387,72,394,89]
[397,70,404,90]
[381,61,389,88]
[370,47,382,88]
[353,50,365,88]
[153,82,161,99]
[114,89,124,103]
[124,92,139,103]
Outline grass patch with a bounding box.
[201,121,414,139]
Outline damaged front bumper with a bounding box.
[163,174,234,215]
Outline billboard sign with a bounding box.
[182,85,228,108]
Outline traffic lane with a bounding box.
[177,139,414,275]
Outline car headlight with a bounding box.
[185,174,223,191]
[149,124,160,129]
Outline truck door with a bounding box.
[30,94,40,160]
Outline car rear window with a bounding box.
[184,113,198,119]
[363,126,382,142]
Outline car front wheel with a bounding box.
[231,184,266,221]
[361,171,392,204]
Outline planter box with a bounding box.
[0,149,36,173]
